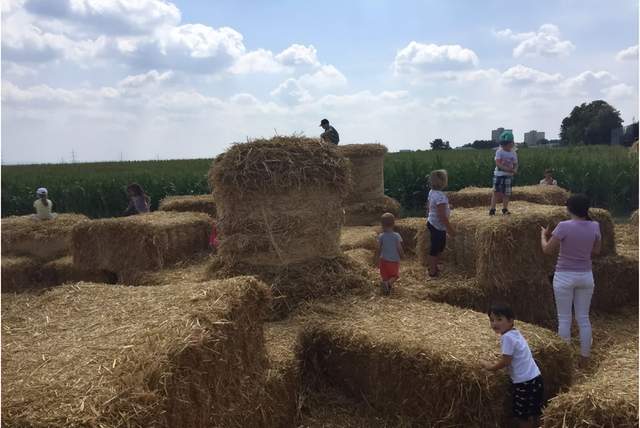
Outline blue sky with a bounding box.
[2,0,638,163]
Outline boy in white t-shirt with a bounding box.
[481,303,544,428]
[33,187,56,220]
[489,131,518,215]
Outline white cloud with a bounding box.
[274,44,319,67]
[431,96,460,108]
[117,70,174,88]
[495,24,575,58]
[23,0,181,35]
[298,65,347,90]
[230,48,284,74]
[501,65,562,85]
[270,78,313,105]
[602,83,635,100]
[616,45,638,61]
[393,42,479,76]
[558,70,615,95]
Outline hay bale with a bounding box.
[615,223,639,259]
[260,320,303,428]
[344,195,401,226]
[71,211,211,280]
[1,256,56,293]
[542,341,638,428]
[299,297,573,427]
[344,248,376,269]
[1,214,89,261]
[337,144,387,202]
[447,185,570,208]
[209,136,351,266]
[592,255,639,312]
[1,277,272,427]
[208,255,372,320]
[630,209,639,226]
[126,254,212,286]
[423,276,488,312]
[394,217,425,254]
[340,226,378,251]
[159,194,217,217]
[43,256,117,285]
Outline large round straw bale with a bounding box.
[159,194,217,217]
[210,136,351,266]
[344,195,401,226]
[447,185,570,208]
[542,340,638,428]
[1,214,89,261]
[337,144,387,202]
[1,277,272,427]
[71,211,211,281]
[299,296,573,427]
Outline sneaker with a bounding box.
[502,208,511,215]
[381,281,390,296]
[489,208,496,216]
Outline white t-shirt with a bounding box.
[539,179,557,185]
[500,329,541,383]
[33,199,54,220]
[427,190,450,231]
[494,148,518,177]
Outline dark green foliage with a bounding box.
[560,100,623,146]
[430,138,451,150]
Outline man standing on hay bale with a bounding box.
[489,130,518,216]
[319,118,340,145]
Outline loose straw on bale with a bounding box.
[208,255,372,320]
[298,296,573,427]
[340,226,378,251]
[615,223,639,259]
[393,217,425,255]
[343,195,401,226]
[337,143,388,202]
[209,136,351,266]
[447,185,570,208]
[159,194,217,217]
[71,211,211,282]
[1,277,271,428]
[1,214,88,261]
[542,340,638,428]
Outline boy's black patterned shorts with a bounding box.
[493,175,513,196]
[512,375,544,420]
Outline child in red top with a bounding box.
[209,222,219,252]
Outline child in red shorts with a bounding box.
[373,212,404,295]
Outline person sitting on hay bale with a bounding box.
[481,303,544,428]
[539,169,557,186]
[540,194,601,366]
[373,212,404,295]
[426,169,455,278]
[319,118,339,145]
[489,131,518,216]
[123,183,150,216]
[32,187,57,220]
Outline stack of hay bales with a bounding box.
[71,211,211,283]
[339,226,378,251]
[1,277,274,427]
[208,136,371,318]
[337,144,400,226]
[592,255,639,312]
[447,185,570,208]
[542,340,638,427]
[1,214,91,292]
[299,297,573,427]
[413,202,616,325]
[159,194,217,218]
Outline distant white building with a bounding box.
[491,127,513,142]
[524,130,545,146]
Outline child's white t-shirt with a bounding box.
[33,199,54,220]
[427,190,450,231]
[500,329,541,383]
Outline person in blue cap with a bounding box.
[319,118,340,145]
[489,130,518,215]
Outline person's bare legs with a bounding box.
[388,276,398,289]
[426,255,438,276]
[502,196,510,211]
[490,192,498,210]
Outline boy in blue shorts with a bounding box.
[489,130,518,215]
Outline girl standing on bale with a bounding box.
[33,187,57,220]
[123,183,150,216]
[540,194,601,365]
[425,169,454,277]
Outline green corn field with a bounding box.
[2,146,637,218]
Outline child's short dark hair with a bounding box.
[544,168,554,175]
[381,212,395,228]
[566,193,591,220]
[488,303,514,320]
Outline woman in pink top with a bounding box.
[540,194,601,363]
